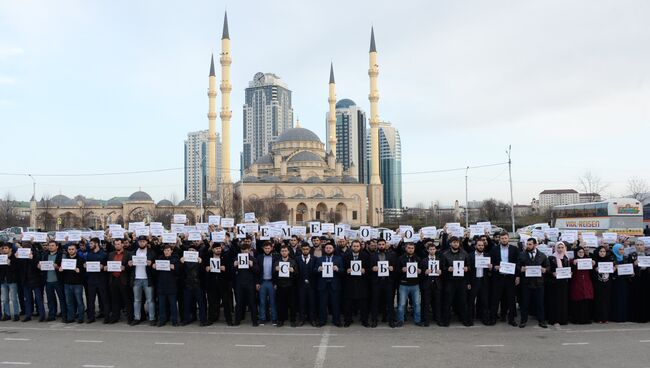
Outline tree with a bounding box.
[578,171,607,201]
[0,193,17,229]
[626,177,649,202]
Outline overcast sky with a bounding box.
[1,0,648,207]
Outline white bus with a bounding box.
[551,198,644,236]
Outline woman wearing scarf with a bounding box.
[629,240,649,323]
[569,246,594,324]
[547,242,570,326]
[592,246,613,323]
[610,243,631,322]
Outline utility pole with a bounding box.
[28,174,35,199]
[465,166,469,228]
[193,149,204,223]
[507,145,515,234]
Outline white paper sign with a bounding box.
[359,226,371,241]
[350,260,362,276]
[183,251,199,263]
[110,230,125,239]
[453,260,464,277]
[61,258,77,270]
[321,223,335,233]
[86,261,101,272]
[499,261,516,275]
[220,218,234,228]
[108,224,122,230]
[556,267,572,279]
[245,223,259,234]
[475,256,491,269]
[150,227,164,237]
[67,231,82,242]
[196,223,209,233]
[235,224,246,239]
[532,229,545,240]
[244,212,256,223]
[131,255,147,266]
[33,233,48,243]
[291,226,306,237]
[128,222,145,232]
[39,260,54,270]
[602,232,618,244]
[187,231,202,241]
[617,263,634,275]
[16,248,31,259]
[107,261,122,272]
[449,226,464,238]
[566,251,575,260]
[477,222,492,233]
[428,260,440,276]
[538,246,553,257]
[525,265,542,277]
[470,225,484,238]
[170,224,184,234]
[638,256,650,268]
[577,258,593,270]
[421,226,437,239]
[278,261,291,278]
[91,230,105,240]
[638,237,650,247]
[406,262,418,278]
[237,253,249,269]
[173,214,187,224]
[581,235,598,248]
[560,231,577,243]
[322,261,334,278]
[259,226,270,240]
[545,228,560,239]
[597,262,614,274]
[211,231,226,243]
[155,260,170,271]
[377,260,390,277]
[161,233,176,244]
[208,215,221,225]
[209,258,221,273]
[135,228,149,238]
[55,232,68,242]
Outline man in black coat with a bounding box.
[466,238,491,325]
[419,241,442,326]
[106,238,133,324]
[295,242,317,326]
[314,243,344,327]
[488,231,520,326]
[233,241,259,326]
[369,239,396,327]
[273,245,298,327]
[342,240,370,327]
[204,243,234,325]
[517,237,549,328]
[440,236,471,327]
[153,244,180,326]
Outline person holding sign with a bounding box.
[419,241,442,327]
[488,231,520,326]
[204,243,233,326]
[610,243,632,322]
[592,246,614,323]
[127,236,156,326]
[568,247,594,324]
[548,242,570,326]
[40,241,66,322]
[84,238,109,324]
[273,245,297,327]
[369,239,396,328]
[314,243,344,327]
[395,243,422,327]
[180,241,208,327]
[58,244,85,323]
[629,240,650,323]
[106,239,133,324]
[256,242,279,325]
[0,243,20,321]
[466,238,491,326]
[17,243,45,322]
[296,243,317,327]
[517,238,549,328]
[440,236,471,327]
[233,241,259,327]
[154,245,180,327]
[343,240,370,327]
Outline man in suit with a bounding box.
[440,236,471,327]
[342,240,370,327]
[517,237,549,328]
[296,243,317,326]
[106,238,132,324]
[395,243,422,327]
[419,241,442,326]
[314,243,344,327]
[369,238,396,327]
[466,238,491,325]
[488,231,520,326]
[256,242,279,325]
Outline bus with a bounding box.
[551,198,644,236]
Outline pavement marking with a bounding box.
[154,342,185,345]
[0,363,31,366]
[391,345,419,348]
[0,325,324,337]
[75,340,104,343]
[3,338,30,341]
[312,345,345,348]
[475,344,505,347]
[82,365,115,368]
[565,327,650,333]
[234,344,266,347]
[639,340,650,342]
[313,326,331,368]
[562,342,589,346]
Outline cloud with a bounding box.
[0,75,16,84]
[0,47,24,58]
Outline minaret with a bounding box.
[367,26,384,226]
[220,11,232,185]
[206,54,217,194]
[327,62,337,158]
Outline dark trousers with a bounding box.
[183,286,206,323]
[276,285,296,323]
[520,286,545,323]
[234,284,258,324]
[370,280,394,323]
[420,279,442,324]
[319,283,340,325]
[490,277,516,322]
[344,297,368,324]
[86,281,109,320]
[45,281,66,319]
[24,285,45,319]
[108,278,133,323]
[207,284,233,323]
[158,293,178,324]
[298,282,316,322]
[468,277,490,323]
[442,279,468,324]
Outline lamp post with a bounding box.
[465,166,469,228]
[507,145,515,234]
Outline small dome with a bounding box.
[243,176,261,183]
[286,176,302,183]
[276,127,321,143]
[305,176,322,183]
[83,198,101,206]
[336,99,356,109]
[157,199,173,207]
[49,194,76,207]
[106,198,124,207]
[261,175,281,183]
[341,176,358,183]
[289,151,323,163]
[325,176,341,183]
[178,199,195,207]
[254,154,273,165]
[128,191,153,201]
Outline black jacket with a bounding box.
[343,252,370,299]
[396,253,421,286]
[440,248,469,284]
[155,255,180,294]
[0,254,18,284]
[295,253,317,288]
[369,249,397,283]
[489,244,520,280]
[58,256,85,285]
[518,249,549,288]
[272,257,297,288]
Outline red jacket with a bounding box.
[569,267,594,301]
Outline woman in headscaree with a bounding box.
[569,246,593,324]
[592,246,613,323]
[609,243,631,322]
[547,242,570,326]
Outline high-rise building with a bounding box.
[185,130,222,204]
[242,72,294,171]
[366,121,402,210]
[326,99,367,182]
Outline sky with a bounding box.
[1,0,649,207]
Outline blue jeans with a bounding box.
[1,282,19,317]
[64,284,85,322]
[45,282,66,319]
[23,285,45,319]
[183,287,206,323]
[397,284,421,323]
[133,279,155,321]
[158,293,178,324]
[259,280,277,322]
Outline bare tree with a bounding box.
[578,171,607,202]
[626,177,649,202]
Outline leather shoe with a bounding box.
[519,322,526,328]
[508,320,518,327]
[538,322,548,328]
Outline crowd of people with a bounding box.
[1,225,649,329]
